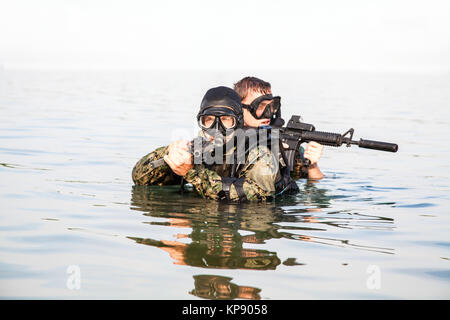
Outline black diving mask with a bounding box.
[197,107,241,136]
[242,94,281,120]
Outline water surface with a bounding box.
[0,69,449,299]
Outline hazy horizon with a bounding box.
[1,0,449,73]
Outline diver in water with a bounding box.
[132,86,293,201]
[233,76,324,180]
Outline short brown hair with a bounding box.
[233,77,272,100]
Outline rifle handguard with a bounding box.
[299,130,345,147]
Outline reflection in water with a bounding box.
[190,275,261,300]
[294,180,333,208]
[128,235,280,270]
[129,185,283,270]
[129,182,395,277]
[282,258,306,266]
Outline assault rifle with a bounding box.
[278,115,398,170]
[147,115,398,171]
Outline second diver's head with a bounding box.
[233,76,284,127]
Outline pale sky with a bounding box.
[0,0,449,72]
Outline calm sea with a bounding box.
[0,69,449,299]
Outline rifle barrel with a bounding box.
[356,139,398,152]
[286,129,399,153]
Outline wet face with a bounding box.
[242,90,272,127]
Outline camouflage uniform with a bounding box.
[132,144,278,202]
[132,146,181,186]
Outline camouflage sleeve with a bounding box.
[132,145,181,186]
[183,166,223,200]
[184,146,277,202]
[291,145,308,179]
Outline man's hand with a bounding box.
[282,141,324,180]
[303,141,323,166]
[164,140,193,176]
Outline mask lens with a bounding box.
[255,99,280,119]
[199,115,216,129]
[219,115,236,129]
[255,100,270,118]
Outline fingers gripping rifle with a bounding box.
[280,115,399,170]
[147,136,218,170]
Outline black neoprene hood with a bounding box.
[198,86,243,118]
